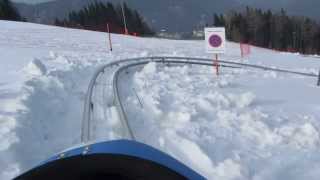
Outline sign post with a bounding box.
[214,54,219,75]
[205,27,226,76]
[107,23,112,52]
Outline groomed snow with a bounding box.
[1,20,320,179]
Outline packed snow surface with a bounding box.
[0,20,320,179]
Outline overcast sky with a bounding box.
[12,0,55,4]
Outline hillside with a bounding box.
[15,0,240,32]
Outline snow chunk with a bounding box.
[170,112,191,123]
[159,137,165,147]
[294,123,320,148]
[216,110,237,130]
[143,62,157,74]
[213,159,244,180]
[228,92,255,108]
[197,98,214,112]
[263,71,278,78]
[0,164,20,180]
[49,51,57,59]
[55,55,69,64]
[174,137,214,176]
[0,115,18,151]
[23,59,47,76]
[238,112,278,147]
[277,123,320,149]
[163,112,191,130]
[109,106,120,126]
[208,92,231,108]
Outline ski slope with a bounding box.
[0,20,320,179]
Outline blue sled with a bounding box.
[14,140,205,180]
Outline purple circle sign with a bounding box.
[209,34,222,47]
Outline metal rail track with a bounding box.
[82,56,318,143]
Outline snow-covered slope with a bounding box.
[0,20,319,179]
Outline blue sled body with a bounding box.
[14,140,205,180]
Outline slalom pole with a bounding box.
[107,23,112,52]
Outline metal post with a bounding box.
[317,69,320,86]
[121,2,128,34]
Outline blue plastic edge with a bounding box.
[39,140,205,179]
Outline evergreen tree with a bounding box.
[0,0,22,21]
[56,1,153,36]
[215,7,320,54]
[213,14,221,27]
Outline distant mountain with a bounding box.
[14,0,320,33]
[14,0,240,32]
[12,0,55,4]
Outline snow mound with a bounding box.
[276,123,320,149]
[121,62,320,179]
[1,53,99,178]
[212,159,244,180]
[0,115,18,151]
[23,59,47,77]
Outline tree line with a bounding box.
[0,0,23,21]
[214,7,320,54]
[55,1,154,36]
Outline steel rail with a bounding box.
[82,56,318,142]
[81,57,206,142]
[81,58,143,142]
[150,56,318,77]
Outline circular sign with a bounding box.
[209,34,222,48]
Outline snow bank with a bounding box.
[22,59,47,77]
[0,54,98,179]
[120,62,320,179]
[0,116,18,151]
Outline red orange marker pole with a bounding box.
[107,23,112,52]
[240,43,251,59]
[124,28,129,35]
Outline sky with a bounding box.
[12,0,55,4]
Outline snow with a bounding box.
[0,116,18,151]
[22,59,47,76]
[212,159,244,179]
[121,63,320,179]
[1,20,320,179]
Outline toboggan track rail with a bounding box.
[82,57,319,143]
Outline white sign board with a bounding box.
[205,27,226,54]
